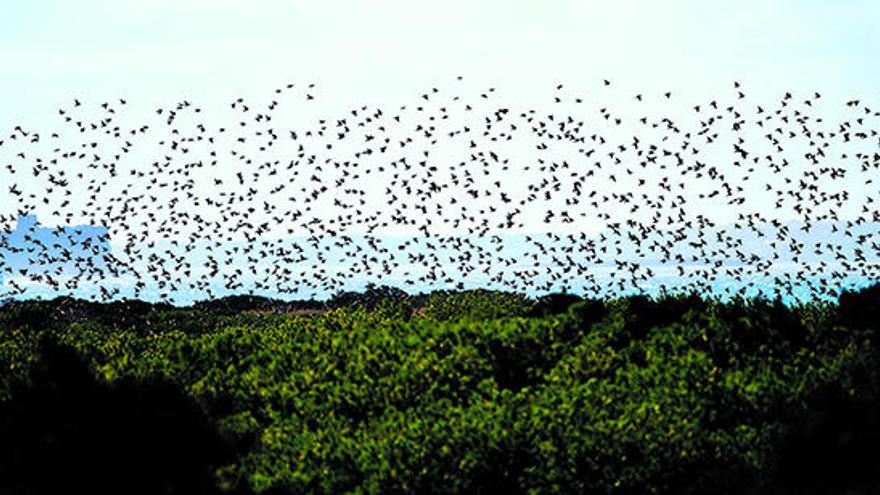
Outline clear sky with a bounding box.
[1,1,879,304]
[2,0,879,120]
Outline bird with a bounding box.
[0,78,874,306]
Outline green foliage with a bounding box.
[2,287,880,494]
[419,289,534,321]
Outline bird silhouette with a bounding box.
[0,79,877,305]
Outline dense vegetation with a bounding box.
[2,283,880,494]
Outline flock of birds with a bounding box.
[0,78,878,304]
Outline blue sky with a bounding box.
[2,0,879,120]
[1,1,879,304]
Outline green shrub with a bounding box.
[2,286,880,494]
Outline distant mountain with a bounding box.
[1,214,877,305]
[0,215,114,295]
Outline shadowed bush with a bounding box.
[838,283,880,335]
[0,339,235,495]
[525,292,583,318]
[760,381,880,495]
